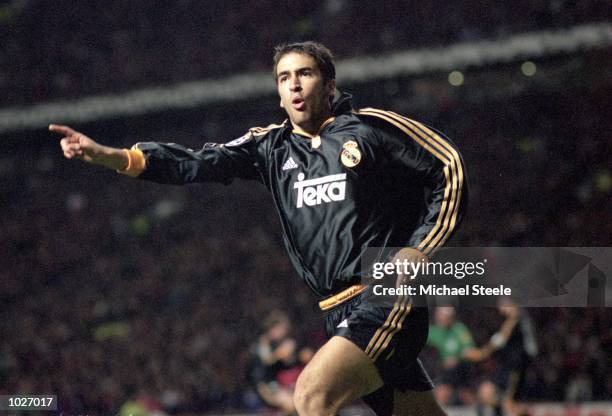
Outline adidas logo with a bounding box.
[337,319,349,328]
[282,157,298,171]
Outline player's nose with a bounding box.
[289,76,301,91]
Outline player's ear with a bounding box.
[326,79,337,105]
[327,79,336,94]
[280,99,284,109]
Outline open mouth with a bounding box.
[292,97,306,111]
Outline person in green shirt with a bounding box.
[427,307,517,405]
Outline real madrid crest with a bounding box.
[340,140,362,168]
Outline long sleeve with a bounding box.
[403,121,467,255]
[359,108,468,256]
[125,132,262,185]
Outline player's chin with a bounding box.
[290,112,308,125]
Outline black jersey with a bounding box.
[501,310,538,370]
[497,310,538,400]
[132,93,467,298]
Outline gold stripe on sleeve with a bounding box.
[399,116,465,250]
[357,109,456,254]
[362,109,462,254]
[357,109,464,255]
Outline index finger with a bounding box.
[49,124,76,136]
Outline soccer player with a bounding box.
[51,41,467,415]
[250,311,300,415]
[495,297,537,416]
[427,307,519,405]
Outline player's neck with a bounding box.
[292,110,333,137]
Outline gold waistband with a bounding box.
[319,284,369,311]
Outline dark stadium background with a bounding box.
[1,1,610,415]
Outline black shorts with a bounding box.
[438,361,474,387]
[323,289,434,415]
[500,353,534,401]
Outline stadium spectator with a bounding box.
[249,311,299,415]
[475,380,503,416]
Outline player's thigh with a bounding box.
[296,335,384,407]
[393,389,447,416]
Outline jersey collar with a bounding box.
[331,91,353,116]
[291,91,353,148]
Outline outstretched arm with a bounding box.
[462,313,520,362]
[51,124,261,184]
[50,124,130,171]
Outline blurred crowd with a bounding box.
[1,165,323,414]
[1,0,610,106]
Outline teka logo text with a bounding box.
[293,173,347,208]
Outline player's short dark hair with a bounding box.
[263,310,289,330]
[273,41,336,83]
